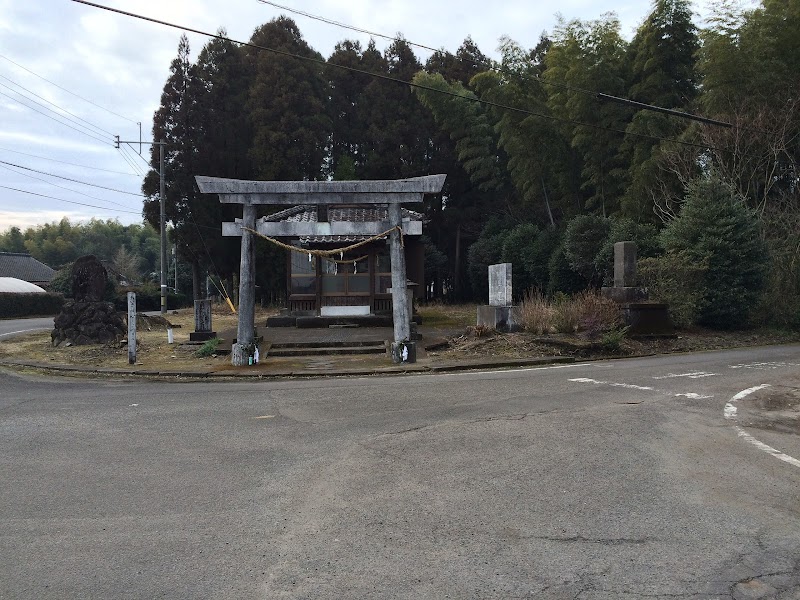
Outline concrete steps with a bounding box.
[266,340,386,357]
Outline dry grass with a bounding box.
[519,290,555,334]
[417,302,475,329]
[0,303,277,372]
[520,290,622,337]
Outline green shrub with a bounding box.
[522,227,561,293]
[0,292,64,317]
[601,326,630,352]
[562,214,611,286]
[112,289,190,311]
[195,337,221,357]
[467,232,508,301]
[593,218,661,285]
[501,223,539,300]
[638,253,709,328]
[660,177,768,329]
[547,243,587,296]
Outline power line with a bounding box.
[0,89,111,145]
[118,146,145,176]
[0,185,143,215]
[0,53,140,125]
[258,0,443,54]
[0,73,116,137]
[258,0,734,130]
[69,0,717,152]
[0,145,139,176]
[0,162,139,210]
[0,159,146,196]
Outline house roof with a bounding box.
[0,252,56,283]
[262,205,424,245]
[0,277,46,293]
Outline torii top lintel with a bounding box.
[194,174,446,205]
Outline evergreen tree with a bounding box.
[544,15,630,215]
[660,177,768,328]
[246,17,330,180]
[619,0,699,220]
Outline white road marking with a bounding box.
[569,378,712,400]
[129,404,139,407]
[0,327,48,339]
[569,377,654,391]
[723,384,800,469]
[653,372,716,380]
[734,427,800,468]
[729,362,799,370]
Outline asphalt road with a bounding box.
[0,316,54,340]
[2,345,799,599]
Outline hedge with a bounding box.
[0,293,65,318]
[112,290,190,312]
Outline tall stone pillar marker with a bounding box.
[127,291,136,365]
[231,203,257,366]
[477,263,520,332]
[189,299,216,342]
[388,202,413,363]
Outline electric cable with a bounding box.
[0,184,143,215]
[257,0,733,129]
[0,145,139,176]
[0,90,111,145]
[0,73,116,137]
[0,163,140,210]
[68,0,719,152]
[0,159,146,196]
[0,53,140,125]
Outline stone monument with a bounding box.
[601,242,673,336]
[477,263,521,332]
[189,299,217,342]
[52,255,125,346]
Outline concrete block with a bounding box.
[614,241,637,288]
[489,263,512,307]
[477,305,522,332]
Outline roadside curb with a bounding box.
[0,355,576,380]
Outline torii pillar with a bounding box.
[196,175,446,366]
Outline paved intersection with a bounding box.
[1,345,799,599]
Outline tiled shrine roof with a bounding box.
[261,205,423,245]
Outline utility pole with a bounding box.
[115,137,168,313]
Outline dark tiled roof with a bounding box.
[0,252,56,283]
[262,205,424,223]
[262,205,424,245]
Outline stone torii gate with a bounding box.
[195,174,446,366]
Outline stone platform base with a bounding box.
[601,286,648,303]
[390,341,417,364]
[477,305,522,333]
[622,302,674,336]
[189,331,217,342]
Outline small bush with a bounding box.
[601,326,630,352]
[574,291,623,338]
[562,214,612,285]
[195,337,221,357]
[639,253,709,328]
[519,289,555,334]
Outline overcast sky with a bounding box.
[0,0,724,232]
